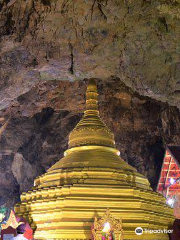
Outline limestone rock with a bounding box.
[12,153,38,192]
[1,0,180,206]
[0,1,180,109]
[0,78,180,206]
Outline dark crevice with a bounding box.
[97,3,107,20]
[41,0,51,6]
[4,10,14,35]
[35,107,54,126]
[0,3,3,11]
[61,0,72,14]
[158,17,168,32]
[69,44,74,74]
[91,0,96,20]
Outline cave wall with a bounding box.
[1,0,180,109]
[1,79,180,206]
[1,0,180,206]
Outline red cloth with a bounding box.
[15,215,33,240]
[24,228,33,240]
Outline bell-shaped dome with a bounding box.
[47,79,135,172]
[68,79,115,149]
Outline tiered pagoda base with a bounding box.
[15,80,174,240]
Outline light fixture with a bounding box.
[167,198,175,207]
[169,178,175,185]
[102,222,111,233]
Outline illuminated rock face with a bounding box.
[2,79,180,207]
[2,0,180,207]
[1,0,180,109]
[15,80,174,240]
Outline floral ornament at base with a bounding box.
[92,209,123,240]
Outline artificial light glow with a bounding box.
[102,222,111,233]
[169,178,175,185]
[0,213,5,221]
[167,198,175,207]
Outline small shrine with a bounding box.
[0,207,33,240]
[92,209,123,240]
[157,146,180,206]
[0,207,15,240]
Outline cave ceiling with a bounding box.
[1,0,180,205]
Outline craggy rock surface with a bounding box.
[1,0,180,109]
[1,79,180,206]
[1,0,180,205]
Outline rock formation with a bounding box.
[1,0,180,206]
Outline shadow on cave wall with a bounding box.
[19,107,81,170]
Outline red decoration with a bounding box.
[15,215,33,240]
[1,226,16,240]
[1,210,33,240]
[157,146,180,199]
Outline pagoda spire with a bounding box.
[68,79,116,149]
[85,79,99,113]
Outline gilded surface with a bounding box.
[92,209,123,240]
[1,210,24,230]
[15,79,174,240]
[69,79,115,149]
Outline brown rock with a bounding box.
[0,78,180,206]
[1,0,180,206]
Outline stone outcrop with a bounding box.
[1,1,180,109]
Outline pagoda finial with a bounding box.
[67,79,116,149]
[85,79,99,113]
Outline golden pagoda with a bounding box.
[15,79,174,240]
